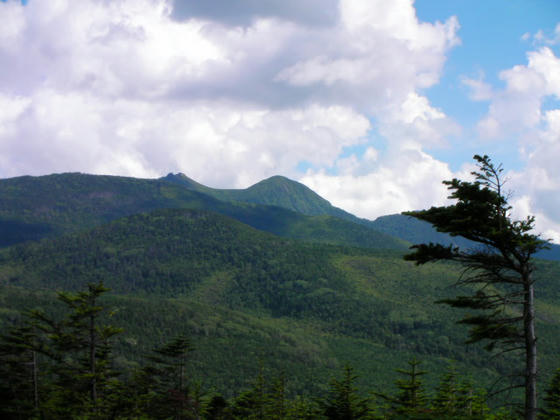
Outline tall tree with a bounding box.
[321,365,370,420]
[403,154,547,420]
[143,335,196,419]
[0,320,43,419]
[29,282,123,417]
[375,358,428,417]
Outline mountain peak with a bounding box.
[162,172,344,217]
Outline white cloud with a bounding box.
[0,0,25,52]
[461,73,494,101]
[301,148,453,218]
[0,0,462,224]
[475,47,560,139]
[471,46,560,240]
[521,23,560,46]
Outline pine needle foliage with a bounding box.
[403,155,548,420]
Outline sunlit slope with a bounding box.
[1,207,559,395]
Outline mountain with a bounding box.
[163,172,363,222]
[2,172,560,402]
[3,207,560,396]
[164,172,560,261]
[370,214,475,248]
[0,173,407,251]
[371,213,560,261]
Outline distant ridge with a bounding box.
[164,173,560,262]
[370,213,560,261]
[163,172,367,223]
[0,172,407,251]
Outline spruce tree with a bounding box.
[403,155,547,420]
[541,368,560,419]
[392,359,428,416]
[432,364,460,416]
[374,359,429,418]
[143,335,195,419]
[0,320,43,419]
[322,365,370,420]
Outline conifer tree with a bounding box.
[0,282,125,417]
[265,373,288,420]
[322,365,370,419]
[392,359,428,416]
[403,155,547,420]
[0,320,43,419]
[432,364,460,416]
[59,282,122,407]
[541,368,560,419]
[143,335,195,419]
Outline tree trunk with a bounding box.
[524,277,537,420]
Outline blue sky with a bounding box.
[416,0,560,171]
[0,0,559,241]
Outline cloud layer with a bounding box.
[0,0,558,241]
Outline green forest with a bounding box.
[1,170,560,419]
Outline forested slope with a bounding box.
[0,173,406,250]
[162,172,560,261]
[2,207,560,400]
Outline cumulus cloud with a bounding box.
[470,45,560,240]
[474,47,560,139]
[0,0,463,223]
[301,148,454,218]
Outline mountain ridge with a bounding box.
[163,172,356,220]
[163,172,560,261]
[0,172,407,251]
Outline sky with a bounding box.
[1,0,559,242]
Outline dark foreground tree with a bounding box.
[375,359,428,417]
[403,155,547,420]
[321,365,370,419]
[541,368,560,419]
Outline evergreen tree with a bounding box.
[322,365,370,419]
[230,367,267,420]
[142,335,197,419]
[432,364,460,416]
[375,359,428,418]
[265,373,288,420]
[403,155,547,420]
[0,320,42,419]
[541,368,560,419]
[285,395,320,420]
[392,359,429,416]
[205,394,230,420]
[30,282,123,417]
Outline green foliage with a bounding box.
[431,365,490,418]
[0,172,406,251]
[404,155,548,419]
[382,359,429,416]
[321,365,371,419]
[0,320,41,419]
[2,205,560,403]
[164,173,354,220]
[0,284,556,419]
[1,166,560,417]
[541,368,560,419]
